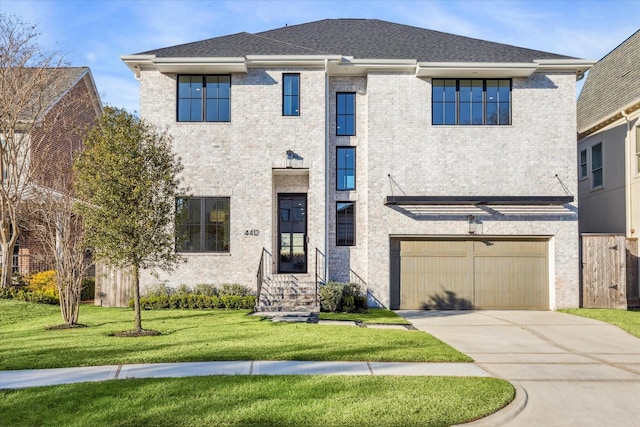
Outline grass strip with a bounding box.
[0,300,470,370]
[0,375,513,427]
[560,308,640,338]
[318,308,411,325]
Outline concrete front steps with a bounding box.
[255,274,320,312]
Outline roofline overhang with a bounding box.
[416,62,537,78]
[384,195,574,206]
[578,98,640,140]
[534,58,596,80]
[121,55,596,80]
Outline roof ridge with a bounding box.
[249,32,330,56]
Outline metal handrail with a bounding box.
[256,248,272,310]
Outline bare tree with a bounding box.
[0,14,67,288]
[26,181,91,326]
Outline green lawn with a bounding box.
[560,308,640,338]
[0,300,470,370]
[0,376,514,427]
[319,308,411,325]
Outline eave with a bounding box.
[578,99,640,140]
[416,62,537,78]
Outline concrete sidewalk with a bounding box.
[399,310,640,427]
[0,360,491,390]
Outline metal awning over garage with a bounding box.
[385,195,576,218]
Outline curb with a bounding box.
[455,383,528,426]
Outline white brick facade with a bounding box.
[123,20,589,310]
[133,66,579,309]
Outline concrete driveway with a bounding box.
[398,310,640,427]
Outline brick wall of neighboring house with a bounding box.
[18,73,100,277]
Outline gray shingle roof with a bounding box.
[577,29,640,132]
[137,18,573,63]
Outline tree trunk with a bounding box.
[0,241,13,289]
[132,264,142,331]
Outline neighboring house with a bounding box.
[577,30,640,309]
[577,30,640,236]
[5,67,102,275]
[122,19,592,310]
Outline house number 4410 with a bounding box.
[245,229,260,236]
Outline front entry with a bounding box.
[278,194,307,273]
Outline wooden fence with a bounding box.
[94,263,133,307]
[581,234,639,309]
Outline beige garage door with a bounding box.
[391,238,548,310]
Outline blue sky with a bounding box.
[1,0,638,112]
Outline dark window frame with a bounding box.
[432,78,511,126]
[336,92,356,136]
[282,73,300,116]
[176,196,230,253]
[336,146,356,191]
[591,142,603,189]
[579,149,588,180]
[336,202,355,246]
[177,75,231,122]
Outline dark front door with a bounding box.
[278,194,307,273]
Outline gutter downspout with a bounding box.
[622,111,633,238]
[324,58,330,281]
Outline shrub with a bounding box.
[175,284,191,295]
[219,283,252,296]
[81,278,95,301]
[193,283,218,296]
[26,270,58,298]
[144,283,174,297]
[0,285,58,305]
[319,282,367,313]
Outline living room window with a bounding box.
[432,79,511,125]
[283,74,300,116]
[336,147,355,190]
[591,143,603,189]
[336,92,355,135]
[176,197,230,252]
[579,149,588,180]
[336,202,355,246]
[177,75,230,122]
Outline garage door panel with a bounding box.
[474,257,548,309]
[395,238,549,310]
[399,256,472,310]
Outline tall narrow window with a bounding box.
[336,202,355,246]
[177,75,230,122]
[591,143,603,189]
[579,149,587,179]
[459,79,483,125]
[176,197,230,252]
[336,92,355,136]
[336,147,355,190]
[283,73,300,116]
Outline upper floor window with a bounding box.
[178,75,230,122]
[283,74,300,116]
[432,79,511,125]
[176,197,230,252]
[336,147,355,190]
[591,143,603,189]
[336,202,355,246]
[336,92,355,136]
[579,149,587,180]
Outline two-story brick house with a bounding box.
[2,67,102,275]
[122,19,593,310]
